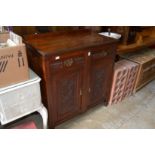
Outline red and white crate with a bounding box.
[108,59,139,105]
[108,60,129,105]
[123,61,139,98]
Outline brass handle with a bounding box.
[64,58,74,67]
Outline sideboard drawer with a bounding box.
[50,53,85,72]
[90,46,115,60]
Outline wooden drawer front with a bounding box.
[51,54,84,71]
[90,46,114,60]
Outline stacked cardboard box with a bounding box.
[108,59,139,105]
[0,32,29,88]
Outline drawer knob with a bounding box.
[55,56,60,60]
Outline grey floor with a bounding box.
[56,80,155,129]
[3,80,155,129]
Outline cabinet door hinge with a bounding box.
[80,89,82,96]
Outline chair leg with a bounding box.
[37,105,48,129]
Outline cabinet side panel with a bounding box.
[25,44,49,109]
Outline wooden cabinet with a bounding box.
[117,26,155,54]
[24,30,117,128]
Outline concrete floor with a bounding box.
[3,80,155,129]
[56,80,155,129]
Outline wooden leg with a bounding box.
[37,105,48,129]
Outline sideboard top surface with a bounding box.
[24,29,117,56]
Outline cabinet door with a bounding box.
[88,47,115,107]
[50,53,84,124]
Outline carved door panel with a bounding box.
[88,49,114,107]
[50,54,84,124]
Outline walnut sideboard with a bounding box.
[24,30,117,128]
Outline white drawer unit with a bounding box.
[0,69,48,128]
